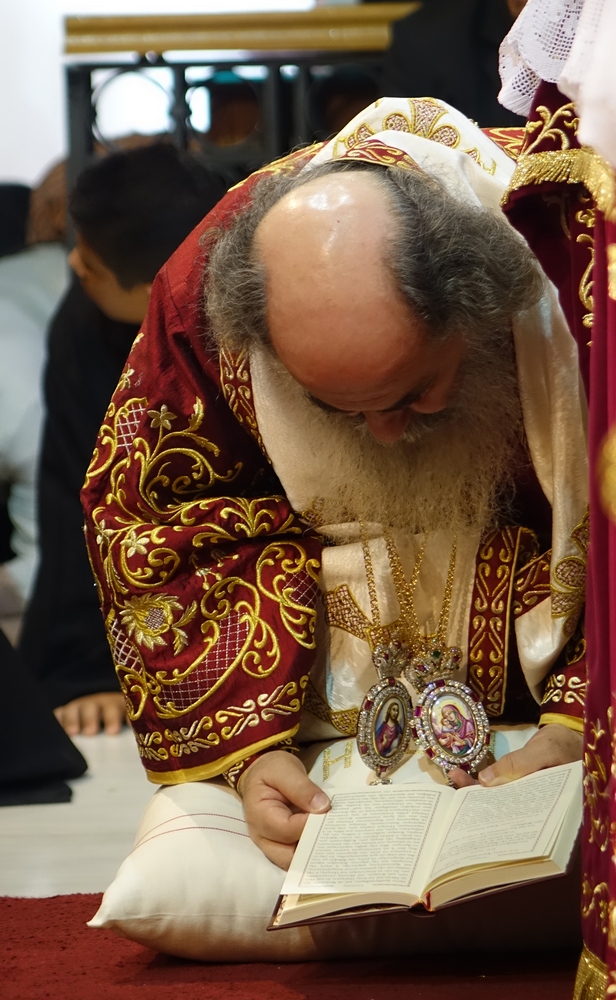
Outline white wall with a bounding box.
[0,0,317,186]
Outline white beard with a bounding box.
[256,335,525,536]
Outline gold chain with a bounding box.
[360,523,457,651]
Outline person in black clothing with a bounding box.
[381,0,527,129]
[19,144,227,737]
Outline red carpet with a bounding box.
[1,895,578,1000]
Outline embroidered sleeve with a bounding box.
[81,264,322,786]
[513,538,586,732]
[539,615,586,733]
[221,738,300,791]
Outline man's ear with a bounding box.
[145,282,153,299]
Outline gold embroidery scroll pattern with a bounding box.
[551,510,589,639]
[256,542,320,649]
[584,717,610,851]
[523,103,579,156]
[107,612,149,722]
[228,143,324,193]
[219,347,266,452]
[481,126,525,161]
[505,102,616,220]
[468,528,518,717]
[135,679,306,760]
[303,679,359,737]
[188,497,302,543]
[149,575,282,719]
[339,138,421,171]
[84,396,148,486]
[575,200,595,330]
[512,552,551,618]
[135,730,169,762]
[582,880,610,938]
[541,672,587,708]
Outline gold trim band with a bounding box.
[145,724,300,784]
[539,713,584,733]
[573,944,608,1000]
[504,148,616,221]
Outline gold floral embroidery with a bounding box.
[523,103,579,155]
[541,672,586,708]
[582,880,610,937]
[551,510,589,638]
[584,716,610,851]
[219,347,266,452]
[575,200,595,329]
[407,97,460,148]
[120,593,197,654]
[505,101,615,219]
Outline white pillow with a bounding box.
[90,727,582,962]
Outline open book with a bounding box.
[270,761,582,929]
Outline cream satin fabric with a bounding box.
[249,98,588,724]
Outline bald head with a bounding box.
[206,160,542,443]
[255,172,423,401]
[254,172,463,441]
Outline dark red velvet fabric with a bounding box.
[1,895,578,1000]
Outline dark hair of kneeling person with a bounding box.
[18,143,227,740]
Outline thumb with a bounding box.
[478,747,536,787]
[273,757,330,814]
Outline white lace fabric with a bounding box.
[499,0,583,117]
[498,0,616,170]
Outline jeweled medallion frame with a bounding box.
[411,679,490,777]
[356,677,413,780]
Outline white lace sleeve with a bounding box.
[559,0,616,169]
[498,0,583,117]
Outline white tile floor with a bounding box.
[0,729,154,897]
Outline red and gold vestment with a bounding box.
[81,99,588,789]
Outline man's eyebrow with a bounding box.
[306,377,435,415]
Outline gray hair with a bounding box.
[204,159,544,351]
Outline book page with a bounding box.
[282,785,451,897]
[427,762,581,886]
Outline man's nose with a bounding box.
[363,410,412,444]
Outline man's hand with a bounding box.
[54,692,127,736]
[239,751,331,870]
[450,723,583,789]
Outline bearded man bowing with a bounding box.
[83,99,587,961]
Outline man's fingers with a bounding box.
[255,802,310,846]
[54,702,80,736]
[80,699,102,735]
[448,767,478,789]
[479,725,583,787]
[255,835,296,871]
[101,694,126,734]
